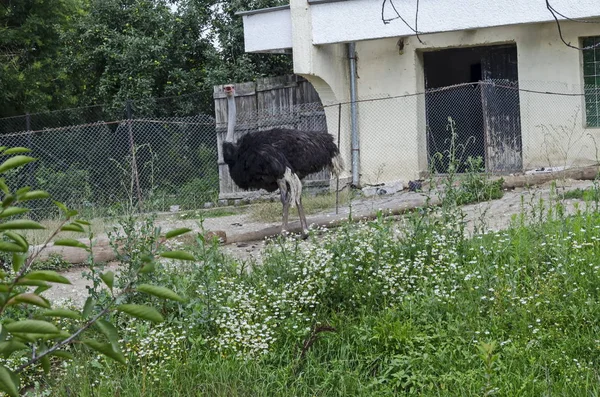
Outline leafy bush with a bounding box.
[35,164,93,208]
[455,157,504,205]
[0,146,194,396]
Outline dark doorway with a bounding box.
[423,44,522,173]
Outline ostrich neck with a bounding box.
[226,95,236,143]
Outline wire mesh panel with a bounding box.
[328,80,600,188]
[125,115,218,212]
[425,84,487,173]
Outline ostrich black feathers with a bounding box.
[223,128,340,193]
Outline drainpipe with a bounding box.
[348,42,360,187]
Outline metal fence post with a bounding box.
[126,100,143,211]
[25,113,35,188]
[336,103,342,215]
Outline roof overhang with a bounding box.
[309,0,600,45]
[237,5,293,54]
[238,0,600,53]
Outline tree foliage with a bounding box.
[1,0,293,118]
[0,0,82,117]
[199,0,293,88]
[0,146,192,396]
[60,0,217,114]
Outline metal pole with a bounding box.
[126,100,143,211]
[348,42,360,188]
[25,113,35,188]
[336,103,341,215]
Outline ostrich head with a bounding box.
[222,84,237,165]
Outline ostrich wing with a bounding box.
[231,141,291,191]
[270,129,339,178]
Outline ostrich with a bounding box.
[222,84,344,238]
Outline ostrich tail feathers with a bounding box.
[331,154,344,177]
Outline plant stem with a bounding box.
[14,279,135,374]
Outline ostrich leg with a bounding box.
[296,196,309,239]
[277,178,291,234]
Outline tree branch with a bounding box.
[14,279,135,374]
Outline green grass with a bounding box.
[43,192,600,396]
[250,190,352,222]
[562,186,600,202]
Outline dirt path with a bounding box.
[43,179,596,307]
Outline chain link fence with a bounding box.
[328,80,600,188]
[0,80,597,220]
[0,93,217,219]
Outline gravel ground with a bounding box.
[43,179,597,307]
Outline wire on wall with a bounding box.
[546,0,600,50]
[381,0,424,44]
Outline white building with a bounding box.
[239,0,600,187]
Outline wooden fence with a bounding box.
[213,75,331,200]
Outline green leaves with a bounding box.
[136,284,185,302]
[0,220,45,230]
[49,350,74,360]
[0,145,197,384]
[54,238,89,250]
[5,232,28,251]
[0,365,19,397]
[0,156,36,174]
[0,207,29,219]
[25,270,71,284]
[60,223,86,233]
[100,271,114,290]
[83,340,126,365]
[11,253,25,273]
[82,297,95,318]
[9,293,51,309]
[165,227,192,239]
[0,241,27,253]
[2,148,31,155]
[117,304,164,323]
[95,319,120,351]
[160,251,195,261]
[0,341,28,358]
[18,190,50,201]
[5,320,59,334]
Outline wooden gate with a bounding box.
[213,75,330,199]
[481,45,523,173]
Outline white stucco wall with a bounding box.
[241,7,292,53]
[290,19,600,185]
[345,20,600,185]
[241,1,600,50]
[310,0,600,45]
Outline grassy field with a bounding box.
[20,179,598,397]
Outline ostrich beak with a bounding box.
[224,85,235,96]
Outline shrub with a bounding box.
[35,164,93,208]
[0,146,194,396]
